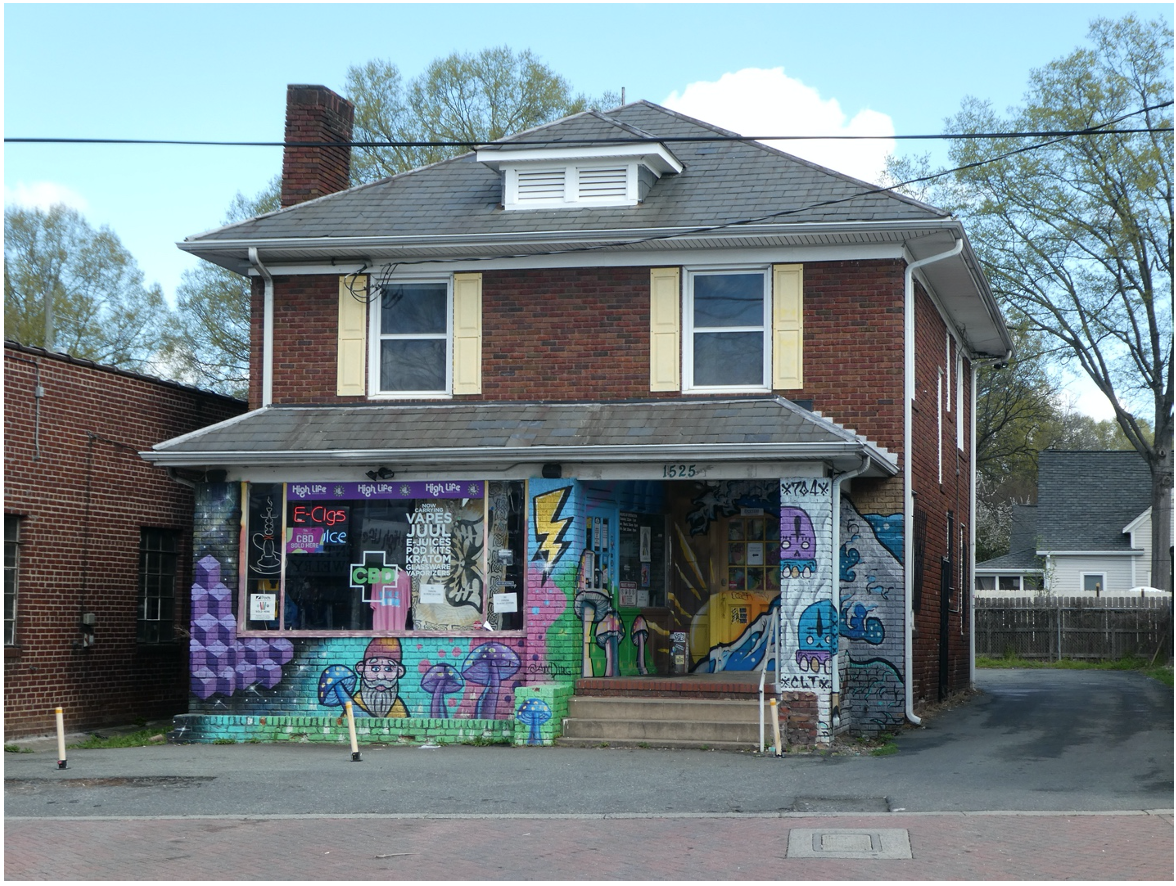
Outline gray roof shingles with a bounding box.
[186,102,945,247]
[1034,450,1150,552]
[149,397,894,467]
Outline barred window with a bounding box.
[5,516,22,646]
[138,529,179,643]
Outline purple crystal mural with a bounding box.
[189,555,293,700]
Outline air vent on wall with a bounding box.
[577,166,628,200]
[516,168,566,202]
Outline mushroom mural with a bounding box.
[421,663,464,718]
[595,611,625,677]
[631,615,650,675]
[317,664,357,708]
[515,698,552,745]
[573,550,611,677]
[462,642,521,719]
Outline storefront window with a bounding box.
[241,480,524,635]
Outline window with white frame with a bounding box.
[5,516,22,646]
[684,269,770,390]
[372,279,452,396]
[1082,573,1106,596]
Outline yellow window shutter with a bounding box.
[452,272,482,395]
[337,275,368,397]
[772,264,803,390]
[649,267,681,391]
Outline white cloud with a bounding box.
[663,68,895,185]
[4,181,90,213]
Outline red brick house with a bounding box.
[143,85,1013,746]
[3,343,245,737]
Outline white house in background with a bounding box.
[976,450,1164,598]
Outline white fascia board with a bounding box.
[976,567,1045,574]
[142,441,899,473]
[256,244,907,277]
[477,143,683,175]
[1122,507,1152,534]
[1035,549,1144,557]
[179,219,965,261]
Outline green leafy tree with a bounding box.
[4,204,171,371]
[890,15,1173,589]
[162,178,280,398]
[346,47,618,183]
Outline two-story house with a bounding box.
[144,85,1013,746]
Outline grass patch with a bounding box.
[976,654,1173,687]
[68,730,162,749]
[870,741,899,757]
[4,744,33,754]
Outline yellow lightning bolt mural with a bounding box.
[532,486,573,583]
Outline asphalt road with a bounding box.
[4,669,1172,818]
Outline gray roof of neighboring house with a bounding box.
[142,396,898,475]
[977,504,1043,571]
[1035,450,1151,552]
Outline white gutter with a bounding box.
[249,248,274,407]
[830,455,871,722]
[903,238,963,726]
[142,441,900,470]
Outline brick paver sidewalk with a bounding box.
[6,811,1173,880]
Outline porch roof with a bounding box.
[143,396,898,476]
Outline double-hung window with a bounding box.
[684,269,771,391]
[372,279,452,396]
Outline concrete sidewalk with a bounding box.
[5,810,1173,880]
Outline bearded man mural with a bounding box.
[353,637,408,718]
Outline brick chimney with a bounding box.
[280,85,355,208]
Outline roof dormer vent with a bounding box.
[477,141,682,210]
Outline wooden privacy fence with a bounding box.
[975,596,1173,661]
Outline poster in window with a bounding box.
[640,526,651,562]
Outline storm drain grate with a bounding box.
[786,828,912,860]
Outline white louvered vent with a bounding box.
[577,166,628,200]
[516,168,566,202]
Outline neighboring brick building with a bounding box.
[143,85,1013,746]
[3,342,245,737]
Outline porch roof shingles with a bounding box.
[146,396,896,472]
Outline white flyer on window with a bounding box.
[493,592,518,613]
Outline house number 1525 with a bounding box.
[662,464,698,478]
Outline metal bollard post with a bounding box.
[769,698,783,757]
[55,706,68,769]
[345,701,361,762]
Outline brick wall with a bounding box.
[258,258,907,426]
[3,344,246,737]
[907,283,973,709]
[280,85,354,209]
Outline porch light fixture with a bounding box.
[541,463,562,479]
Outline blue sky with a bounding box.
[4,1,1172,415]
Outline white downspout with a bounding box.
[249,247,274,408]
[831,455,871,728]
[903,239,963,726]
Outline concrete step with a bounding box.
[562,717,761,743]
[558,695,773,750]
[568,696,763,723]
[557,737,764,752]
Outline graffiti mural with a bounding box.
[189,555,294,701]
[839,500,905,733]
[525,479,579,679]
